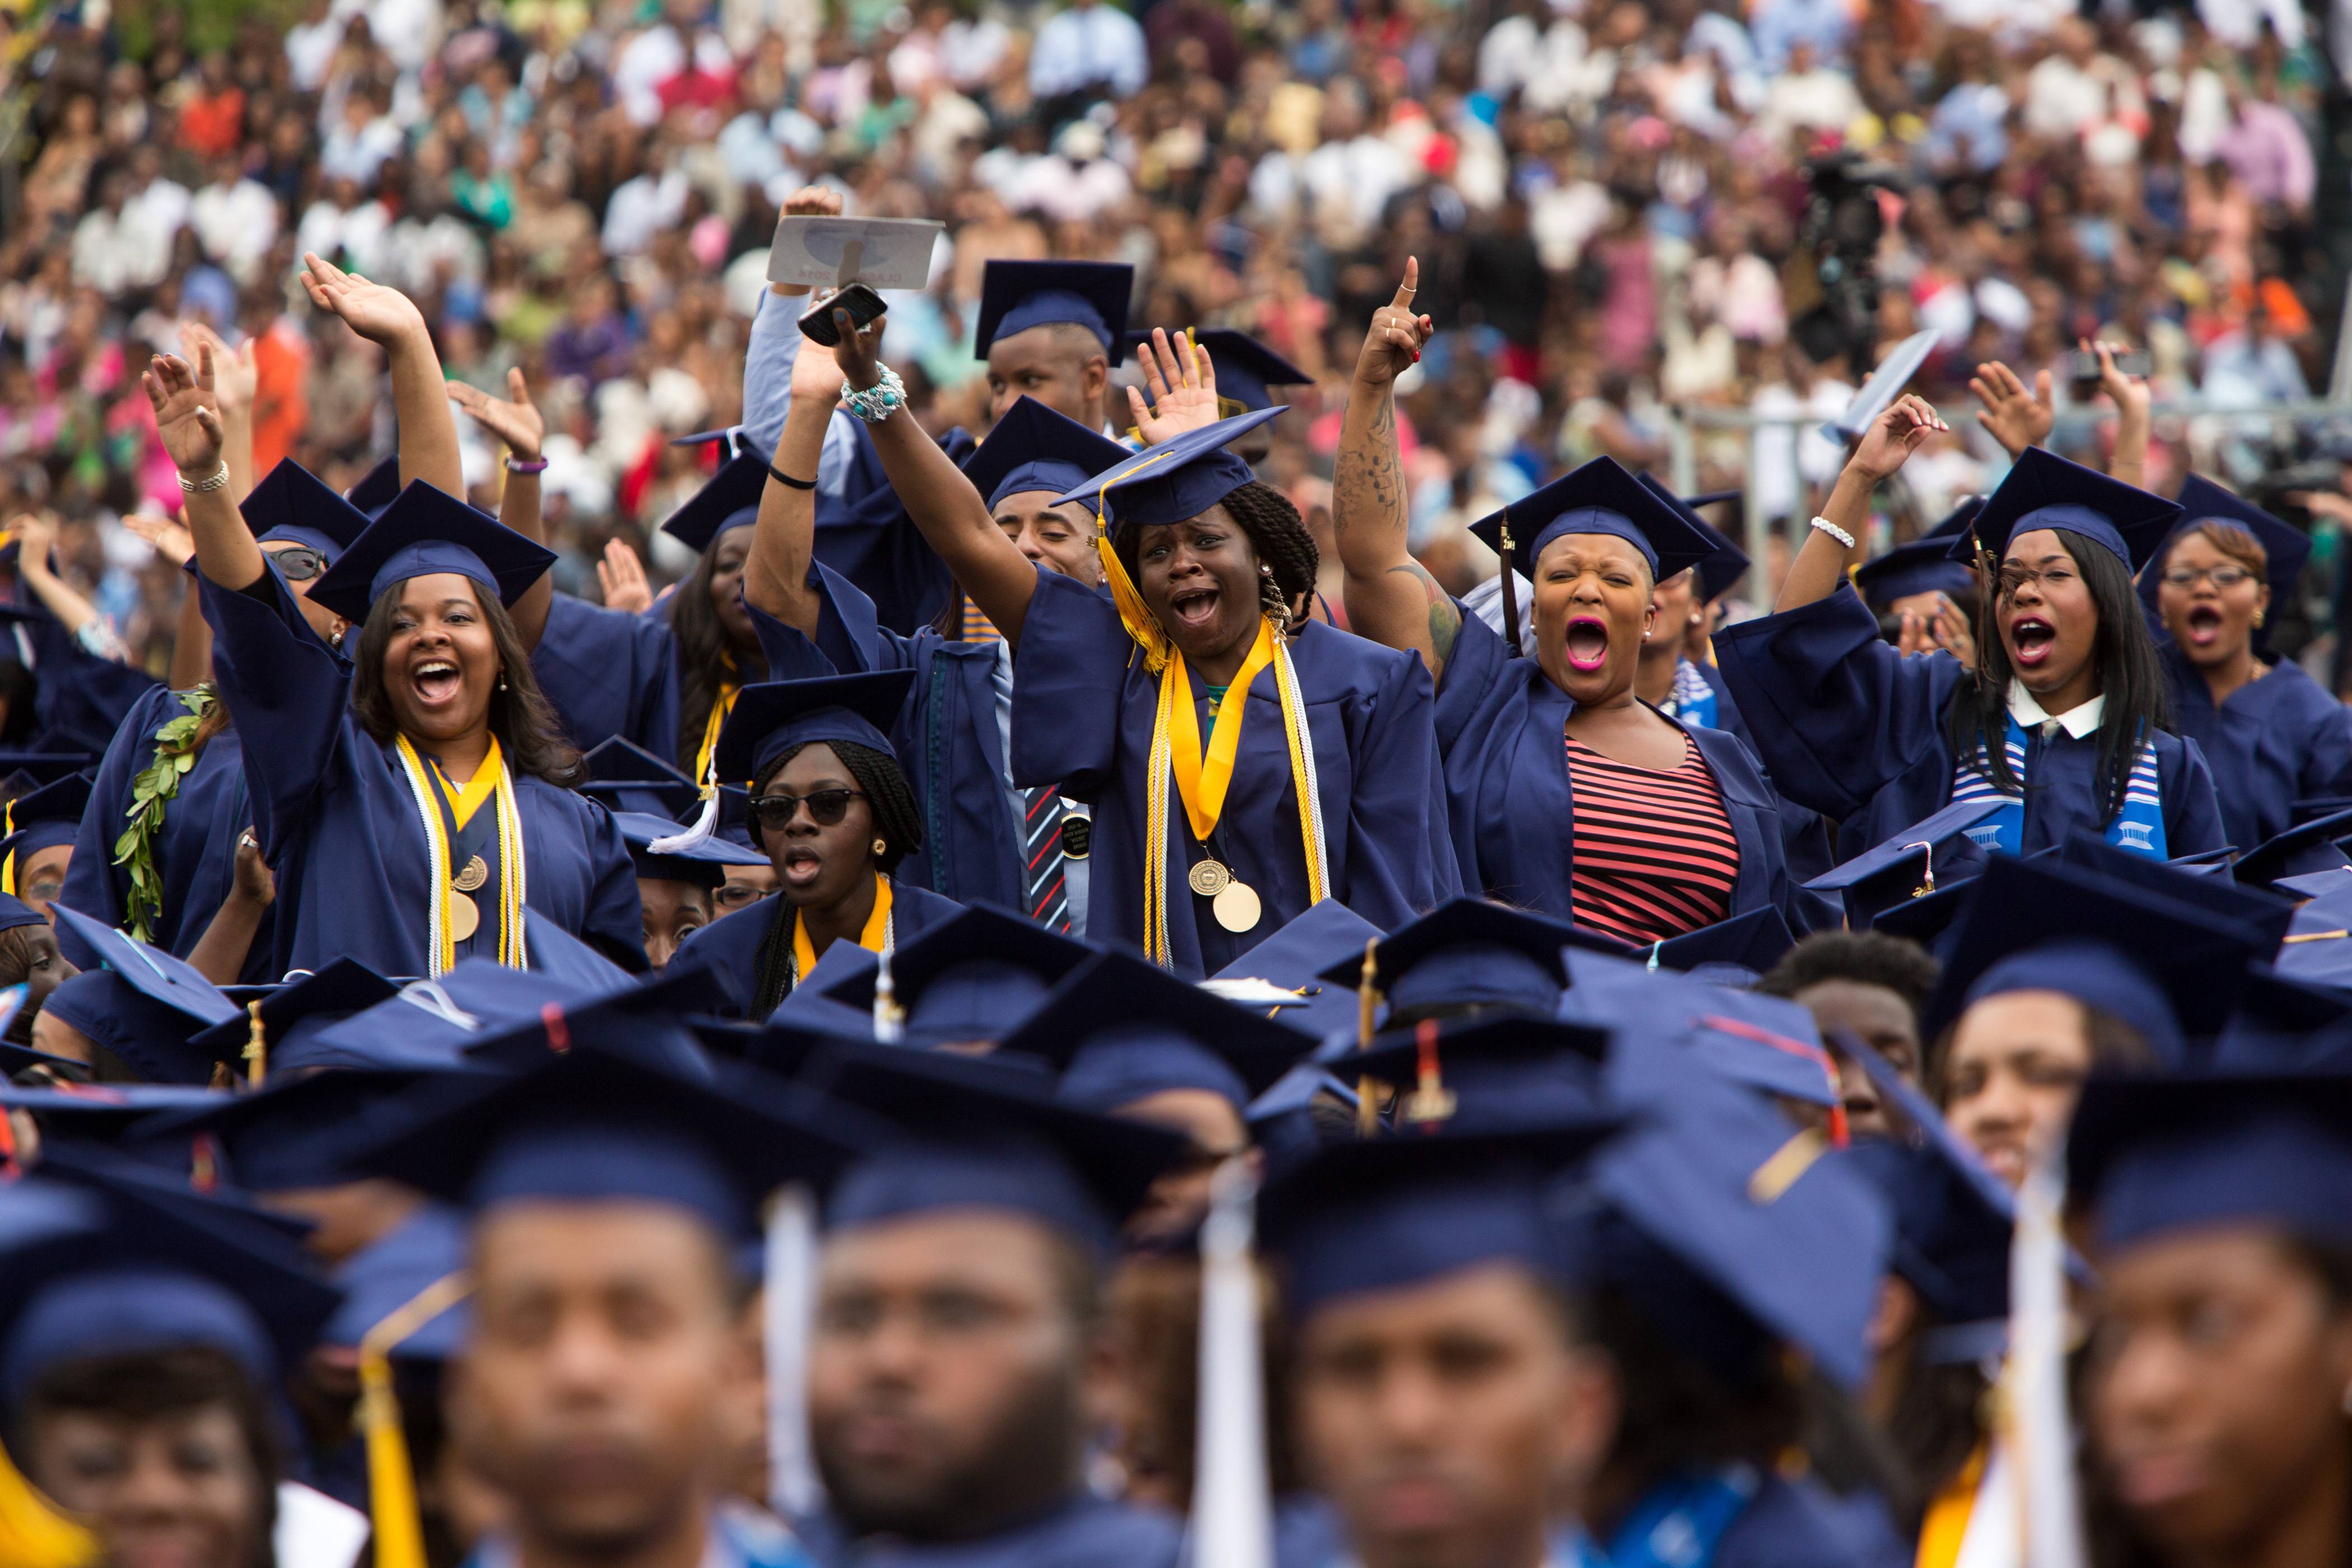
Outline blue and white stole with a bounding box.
[1663,658,1719,730]
[1559,1465,1758,1568]
[1949,711,2166,858]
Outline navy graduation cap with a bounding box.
[1336,1012,1615,1134]
[322,1204,469,1363]
[0,1084,227,1150]
[130,1064,478,1191]
[2137,474,2312,652]
[0,771,92,868]
[309,480,557,626]
[358,1038,882,1240]
[1854,534,1979,615]
[811,902,1094,1049]
[1642,906,1796,979]
[183,956,401,1079]
[2056,830,2294,952]
[1947,446,2182,574]
[711,668,917,790]
[995,946,1311,1112]
[346,453,402,517]
[1319,897,1608,1026]
[2211,965,2352,1070]
[2066,1072,2352,1254]
[1564,952,1842,1112]
[801,1040,1194,1257]
[658,451,770,556]
[962,396,1135,515]
[578,736,704,820]
[1054,405,1286,533]
[974,259,1133,357]
[301,959,614,1073]
[0,753,96,793]
[48,905,243,1084]
[240,459,372,561]
[1261,1122,1627,1322]
[1635,473,1749,599]
[613,810,771,889]
[1123,328,1312,415]
[1470,456,1720,582]
[2234,805,2352,889]
[1208,896,1382,1042]
[1804,800,2004,929]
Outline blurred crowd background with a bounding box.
[2,0,2348,682]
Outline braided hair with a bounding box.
[746,738,923,1017]
[1113,480,1320,633]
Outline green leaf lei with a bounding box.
[110,684,218,942]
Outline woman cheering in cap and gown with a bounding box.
[1329,265,1795,944]
[1712,409,2227,862]
[793,304,1456,976]
[146,319,640,980]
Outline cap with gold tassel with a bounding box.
[242,998,268,1088]
[1354,937,1380,1137]
[357,1271,472,1568]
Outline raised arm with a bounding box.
[1331,260,1449,679]
[181,323,256,502]
[300,252,463,499]
[144,347,262,592]
[829,310,1043,641]
[11,513,127,662]
[447,367,552,650]
[2091,340,2152,493]
[125,514,211,688]
[743,332,847,641]
[1968,360,2052,461]
[1774,395,1947,614]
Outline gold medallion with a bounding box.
[1212,879,1262,934]
[452,854,489,893]
[448,893,482,942]
[1188,858,1233,897]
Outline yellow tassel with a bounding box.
[358,1271,472,1568]
[242,998,267,1088]
[0,1440,97,1568]
[1356,938,1380,1138]
[1095,527,1169,673]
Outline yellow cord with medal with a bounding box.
[393,732,526,974]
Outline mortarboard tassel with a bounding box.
[646,787,722,856]
[1904,840,1936,901]
[872,949,903,1046]
[1399,1018,1456,1129]
[0,1439,96,1568]
[242,998,267,1088]
[1355,939,1379,1138]
[359,1271,472,1568]
[764,1184,825,1520]
[2004,1163,2088,1568]
[1496,520,1522,659]
[1189,1157,1271,1568]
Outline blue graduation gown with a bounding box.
[1010,569,1459,977]
[1716,1473,1908,1568]
[1712,584,2228,860]
[673,875,962,1021]
[745,566,1031,913]
[10,596,161,754]
[58,684,274,982]
[1688,657,1841,932]
[531,592,681,761]
[1432,612,1792,927]
[199,567,642,978]
[793,1492,1180,1568]
[2160,642,2352,853]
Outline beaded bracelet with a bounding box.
[841,365,908,425]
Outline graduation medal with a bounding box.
[452,855,489,893]
[1211,879,1262,934]
[394,734,528,976]
[447,892,481,941]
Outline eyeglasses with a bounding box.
[713,881,773,912]
[749,788,869,832]
[2159,564,2256,590]
[265,546,328,582]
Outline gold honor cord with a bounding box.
[394,735,528,975]
[693,679,741,797]
[791,872,895,981]
[358,1271,473,1568]
[0,1440,95,1568]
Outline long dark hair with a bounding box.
[349,580,582,786]
[673,543,766,768]
[1946,528,2172,823]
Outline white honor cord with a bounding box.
[764,1185,824,1520]
[1272,636,1331,900]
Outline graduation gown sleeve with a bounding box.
[531,593,682,762]
[196,563,355,862]
[2164,644,2352,851]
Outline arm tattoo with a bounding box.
[1385,561,1460,673]
[1332,396,1403,547]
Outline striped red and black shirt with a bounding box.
[1564,732,1740,945]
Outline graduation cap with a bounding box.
[1318,898,1602,1027]
[809,903,1094,1049]
[1336,1012,1615,1133]
[2066,1072,2352,1254]
[0,1039,90,1080]
[1566,953,1842,1111]
[1054,406,1287,534]
[1635,473,1749,600]
[240,459,372,561]
[358,1039,881,1240]
[801,1040,1194,1256]
[1803,800,2001,929]
[1641,907,1796,980]
[669,428,747,459]
[0,890,45,935]
[0,1084,227,1149]
[1581,1054,1892,1389]
[1261,1122,1627,1322]
[657,452,769,556]
[321,1205,469,1363]
[1919,856,2266,1065]
[129,1065,479,1191]
[300,959,613,1073]
[974,259,1133,356]
[1821,328,1940,444]
[1122,328,1312,415]
[963,396,1136,514]
[1471,456,1721,583]
[613,810,770,890]
[2056,831,2294,953]
[1206,897,1382,1042]
[47,907,242,1084]
[2138,474,2312,653]
[181,958,402,1080]
[309,480,558,626]
[578,737,703,821]
[0,772,92,869]
[711,669,916,792]
[1854,535,1978,615]
[1243,1061,1356,1170]
[1946,446,2182,575]
[0,753,95,793]
[346,454,402,517]
[996,947,1311,1112]
[2234,806,2352,889]
[2271,901,2352,992]
[2211,965,2352,1070]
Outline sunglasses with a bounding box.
[750,787,868,832]
[265,545,328,582]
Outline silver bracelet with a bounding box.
[178,464,232,494]
[840,365,908,424]
[1809,515,1856,549]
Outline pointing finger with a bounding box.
[1391,256,1418,310]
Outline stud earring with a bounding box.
[2254,610,2266,628]
[872,838,888,856]
[1259,563,1273,576]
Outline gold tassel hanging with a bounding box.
[358,1271,473,1568]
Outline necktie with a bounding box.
[1024,785,1071,933]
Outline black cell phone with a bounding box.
[2066,347,2152,386]
[798,282,888,347]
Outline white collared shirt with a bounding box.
[2007,684,2103,739]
